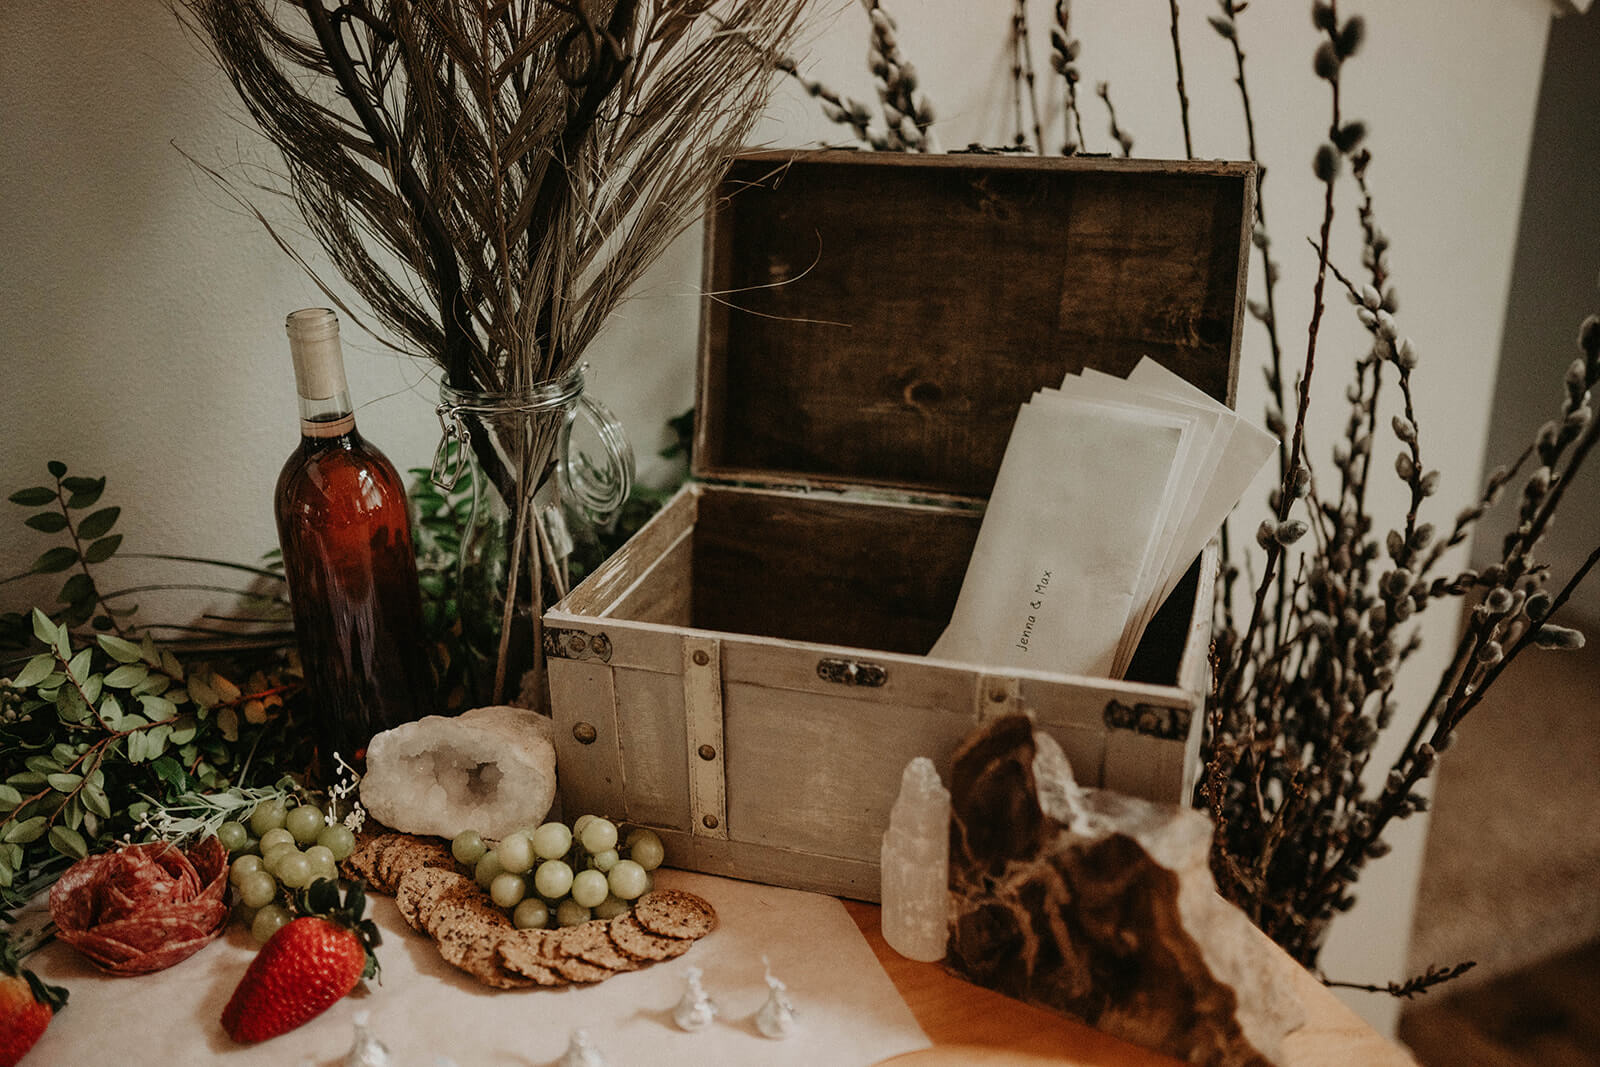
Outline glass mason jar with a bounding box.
[428,363,632,707]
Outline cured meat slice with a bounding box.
[50,837,231,974]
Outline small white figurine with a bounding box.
[341,1010,392,1067]
[755,958,798,1039]
[557,1029,607,1067]
[671,966,718,1031]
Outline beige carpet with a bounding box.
[1406,617,1600,985]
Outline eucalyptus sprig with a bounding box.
[1,461,292,659]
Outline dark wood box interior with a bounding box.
[614,486,1200,687]
[696,152,1255,500]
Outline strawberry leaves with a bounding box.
[297,878,381,981]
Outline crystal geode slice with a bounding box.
[360,704,556,840]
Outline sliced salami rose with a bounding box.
[50,837,231,975]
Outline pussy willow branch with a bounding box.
[1456,538,1597,727]
[1301,539,1598,957]
[1167,0,1193,158]
[1220,4,1350,709]
[1010,0,1045,152]
[1096,81,1134,156]
[1211,3,1295,654]
[1051,1,1086,153]
[1344,156,1390,558]
[775,55,874,144]
[1323,960,1476,999]
[1293,362,1599,959]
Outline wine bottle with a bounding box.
[274,308,437,777]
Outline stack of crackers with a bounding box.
[342,832,716,989]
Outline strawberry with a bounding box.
[220,879,380,1044]
[0,932,67,1067]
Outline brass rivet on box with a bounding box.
[698,744,717,761]
[990,688,1008,703]
[702,814,719,830]
[573,722,597,744]
[692,649,710,667]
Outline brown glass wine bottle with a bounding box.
[274,308,437,778]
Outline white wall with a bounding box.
[0,0,1560,1038]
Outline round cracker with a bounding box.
[395,868,470,933]
[368,833,413,894]
[632,889,717,940]
[385,836,457,887]
[378,835,446,892]
[437,926,533,989]
[565,919,642,973]
[607,913,693,962]
[542,925,616,983]
[431,895,511,946]
[496,930,569,987]
[341,832,402,888]
[421,878,488,938]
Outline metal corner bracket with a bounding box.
[544,627,613,663]
[1102,699,1192,741]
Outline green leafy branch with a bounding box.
[0,464,316,908]
[135,779,295,842]
[1,462,294,662]
[0,461,127,642]
[0,608,308,896]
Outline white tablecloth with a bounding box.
[22,869,931,1066]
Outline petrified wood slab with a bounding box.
[946,713,1302,1066]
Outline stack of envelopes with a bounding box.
[931,358,1275,679]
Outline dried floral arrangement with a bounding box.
[175,0,806,700]
[787,0,1598,988]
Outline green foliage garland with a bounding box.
[0,464,312,910]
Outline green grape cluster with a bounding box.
[219,796,357,944]
[451,815,664,930]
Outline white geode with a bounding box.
[880,757,950,962]
[360,705,556,840]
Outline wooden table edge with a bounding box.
[844,900,1417,1066]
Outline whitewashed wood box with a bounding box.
[545,151,1255,900]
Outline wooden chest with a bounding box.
[546,151,1256,900]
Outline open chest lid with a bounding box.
[693,150,1256,502]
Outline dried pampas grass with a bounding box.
[175,0,806,394]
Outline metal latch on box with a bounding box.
[816,658,887,687]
